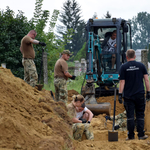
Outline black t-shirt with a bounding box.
[119,60,148,98]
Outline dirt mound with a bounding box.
[97,96,125,116]
[68,89,79,103]
[1,67,150,150]
[0,67,73,150]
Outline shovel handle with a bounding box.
[112,83,118,131]
[50,90,55,100]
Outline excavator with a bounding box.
[81,18,132,115]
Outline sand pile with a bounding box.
[1,67,150,150]
[0,67,74,150]
[67,80,150,150]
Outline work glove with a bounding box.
[69,75,76,80]
[39,42,46,46]
[118,93,123,104]
[105,115,111,120]
[114,125,120,130]
[79,118,87,123]
[146,91,150,101]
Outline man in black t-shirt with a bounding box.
[118,49,150,140]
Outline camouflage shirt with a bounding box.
[67,101,76,118]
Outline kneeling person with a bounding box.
[67,95,94,141]
[76,103,94,124]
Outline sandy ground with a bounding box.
[0,67,150,150]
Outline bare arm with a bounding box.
[119,80,125,93]
[85,109,93,122]
[30,39,40,44]
[144,74,150,91]
[64,71,73,78]
[72,117,82,123]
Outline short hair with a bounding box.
[112,30,116,34]
[126,49,135,59]
[28,30,37,35]
[73,94,85,102]
[81,102,85,108]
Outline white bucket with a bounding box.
[1,63,6,68]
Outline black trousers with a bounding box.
[124,94,145,138]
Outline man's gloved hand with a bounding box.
[79,118,87,123]
[39,42,46,46]
[114,125,120,130]
[146,91,150,101]
[118,93,123,104]
[105,115,111,120]
[69,75,76,80]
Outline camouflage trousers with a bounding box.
[115,119,127,130]
[22,58,38,87]
[54,78,68,103]
[72,123,94,141]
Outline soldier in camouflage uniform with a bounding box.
[22,59,38,87]
[67,95,94,141]
[54,50,76,103]
[106,110,137,131]
[110,110,127,131]
[20,30,46,87]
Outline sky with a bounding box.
[1,0,150,32]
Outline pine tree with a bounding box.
[56,0,86,55]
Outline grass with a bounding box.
[43,82,55,92]
[67,61,75,67]
[43,72,150,94]
[43,74,86,94]
[67,74,86,94]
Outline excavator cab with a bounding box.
[82,18,132,115]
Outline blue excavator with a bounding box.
[81,18,132,115]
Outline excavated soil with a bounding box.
[0,67,150,150]
[0,67,73,150]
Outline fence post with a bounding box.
[74,60,81,76]
[81,58,86,73]
[43,52,48,85]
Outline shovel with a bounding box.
[37,46,46,91]
[108,79,119,142]
[50,90,55,101]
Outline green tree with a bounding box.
[0,7,34,78]
[56,0,86,56]
[32,0,61,82]
[129,12,150,50]
[73,42,86,61]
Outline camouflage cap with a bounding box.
[62,50,72,56]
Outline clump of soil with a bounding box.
[0,67,74,150]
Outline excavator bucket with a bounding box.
[86,103,111,116]
[82,83,111,116]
